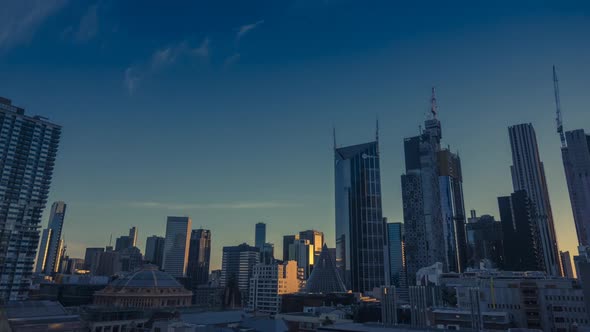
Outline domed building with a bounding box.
[93,265,192,308]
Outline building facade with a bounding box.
[299,229,324,260]
[35,201,67,275]
[144,235,165,268]
[289,239,314,280]
[561,129,590,248]
[255,222,266,249]
[248,261,300,314]
[498,190,544,272]
[508,123,561,276]
[0,97,62,302]
[220,243,260,302]
[465,211,504,269]
[84,247,104,271]
[387,222,405,288]
[283,235,299,261]
[162,216,191,277]
[335,138,388,292]
[187,229,211,287]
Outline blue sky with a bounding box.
[1,0,589,269]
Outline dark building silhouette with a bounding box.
[498,190,543,271]
[187,229,211,288]
[282,235,298,261]
[465,210,504,268]
[144,236,165,268]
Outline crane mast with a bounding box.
[553,65,566,148]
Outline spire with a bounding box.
[332,126,337,150]
[375,116,379,142]
[430,86,438,118]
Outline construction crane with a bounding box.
[553,65,566,148]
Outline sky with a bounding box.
[0,0,589,270]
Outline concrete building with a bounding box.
[144,235,165,268]
[0,300,86,332]
[220,243,260,302]
[0,97,62,302]
[508,123,561,276]
[248,260,300,314]
[163,216,192,277]
[335,129,388,292]
[83,247,104,271]
[35,201,67,275]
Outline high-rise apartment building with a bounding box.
[220,243,260,302]
[335,131,388,292]
[508,123,561,276]
[248,260,300,314]
[255,222,266,249]
[561,129,590,247]
[84,247,104,271]
[387,222,405,288]
[498,190,543,272]
[145,235,165,268]
[0,97,62,302]
[163,216,192,277]
[187,229,211,287]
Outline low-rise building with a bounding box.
[249,260,300,314]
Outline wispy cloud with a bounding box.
[75,4,99,42]
[236,20,264,41]
[124,38,209,94]
[224,53,240,69]
[128,201,301,210]
[0,0,68,51]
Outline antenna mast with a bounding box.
[553,66,566,148]
[430,87,438,118]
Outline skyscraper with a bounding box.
[335,128,388,292]
[84,247,104,271]
[298,229,324,260]
[465,210,504,269]
[163,216,192,277]
[561,129,590,247]
[145,235,165,268]
[560,251,575,278]
[289,239,314,279]
[255,222,266,249]
[387,222,405,288]
[220,243,260,302]
[187,229,211,287]
[129,226,138,247]
[248,261,300,314]
[283,234,299,261]
[508,123,561,276]
[438,149,467,272]
[35,201,67,275]
[0,97,62,302]
[498,190,543,272]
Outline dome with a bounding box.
[109,265,182,289]
[93,265,192,309]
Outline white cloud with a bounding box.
[124,38,209,94]
[236,20,264,40]
[75,4,99,42]
[128,201,300,210]
[0,0,68,51]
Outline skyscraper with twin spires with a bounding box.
[334,125,388,292]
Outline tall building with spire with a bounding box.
[0,97,62,302]
[35,201,67,275]
[402,89,467,285]
[508,123,561,276]
[334,124,388,292]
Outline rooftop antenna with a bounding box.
[553,66,566,148]
[430,87,438,118]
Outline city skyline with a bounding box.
[1,1,589,270]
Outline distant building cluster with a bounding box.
[2,66,590,332]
